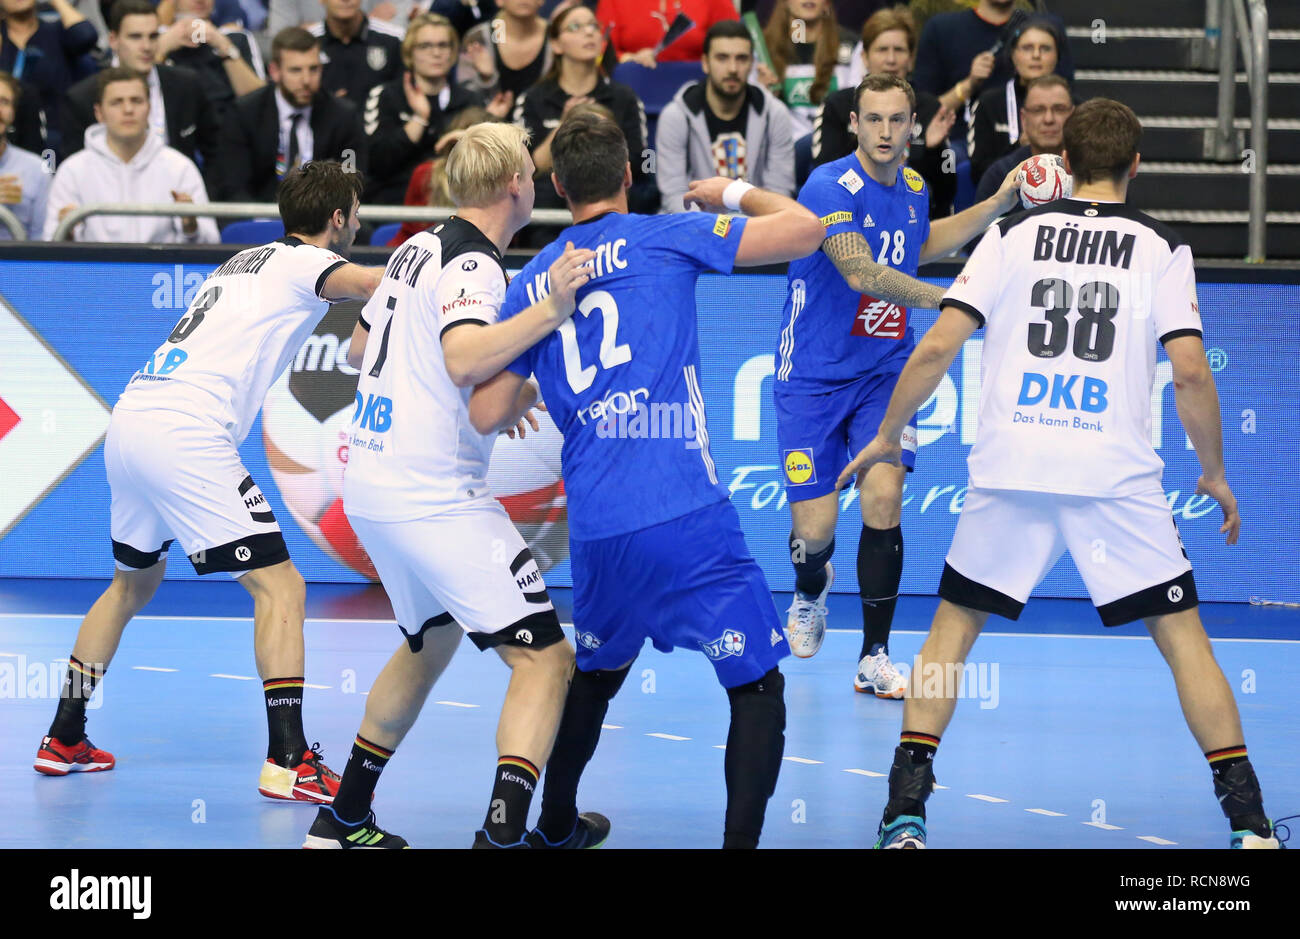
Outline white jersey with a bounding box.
[343,217,508,522]
[115,237,346,443]
[945,198,1203,498]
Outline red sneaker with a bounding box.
[258,744,341,804]
[34,735,115,776]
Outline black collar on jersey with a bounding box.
[277,236,305,246]
[431,216,507,277]
[570,209,620,228]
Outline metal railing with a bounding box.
[0,205,25,241]
[49,203,576,244]
[1206,0,1270,261]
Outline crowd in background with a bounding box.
[0,0,1076,244]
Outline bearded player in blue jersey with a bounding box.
[778,73,1025,696]
[470,109,825,848]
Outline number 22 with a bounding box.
[558,290,631,393]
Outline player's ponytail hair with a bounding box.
[278,160,366,236]
[444,122,531,208]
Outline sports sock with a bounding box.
[722,668,786,849]
[858,524,903,658]
[1206,745,1271,836]
[883,732,939,823]
[536,665,631,843]
[48,656,104,745]
[263,677,308,765]
[482,756,539,846]
[332,735,393,824]
[790,533,834,597]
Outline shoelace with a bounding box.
[1273,814,1296,846]
[306,743,341,780]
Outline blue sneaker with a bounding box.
[875,814,926,849]
[471,829,530,848]
[526,812,611,849]
[1230,820,1282,849]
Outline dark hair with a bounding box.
[1023,73,1071,100]
[853,72,915,115]
[278,160,366,235]
[0,71,20,107]
[552,110,627,207]
[703,20,752,57]
[108,0,157,34]
[272,26,321,65]
[541,4,604,86]
[95,66,148,105]
[1006,15,1065,81]
[764,0,842,107]
[860,4,916,56]
[1063,98,1142,184]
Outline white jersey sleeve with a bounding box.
[1151,243,1203,344]
[432,250,506,335]
[285,243,349,305]
[943,226,1004,327]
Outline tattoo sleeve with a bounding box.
[822,232,946,310]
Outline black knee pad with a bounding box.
[572,663,631,703]
[789,534,834,576]
[727,667,787,737]
[727,667,785,703]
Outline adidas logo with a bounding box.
[862,214,875,227]
[770,628,784,646]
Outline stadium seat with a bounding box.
[612,61,702,115]
[370,222,402,246]
[220,218,284,244]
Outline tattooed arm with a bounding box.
[822,232,945,309]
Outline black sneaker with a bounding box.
[471,830,530,849]
[526,812,611,849]
[302,807,409,849]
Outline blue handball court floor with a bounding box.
[1,578,1296,849]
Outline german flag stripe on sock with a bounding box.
[262,678,305,691]
[1206,745,1248,763]
[900,732,940,747]
[69,658,102,679]
[498,756,539,779]
[355,736,393,760]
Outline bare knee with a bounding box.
[109,564,164,615]
[859,466,905,529]
[500,637,575,677]
[241,561,306,611]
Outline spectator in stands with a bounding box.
[157,0,266,119]
[4,71,45,152]
[64,0,221,180]
[598,0,739,67]
[458,0,549,104]
[385,102,489,245]
[972,72,1071,210]
[365,13,507,204]
[307,0,402,105]
[44,66,218,241]
[513,3,655,217]
[0,0,99,155]
[758,0,854,138]
[270,0,428,35]
[910,0,1071,147]
[967,14,1064,185]
[213,26,367,202]
[655,20,793,212]
[812,5,955,217]
[0,70,48,237]
[428,0,496,37]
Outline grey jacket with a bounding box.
[655,81,796,213]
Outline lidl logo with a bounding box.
[903,167,924,192]
[783,448,816,485]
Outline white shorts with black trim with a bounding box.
[106,407,288,576]
[347,497,564,652]
[940,486,1197,627]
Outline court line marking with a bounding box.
[967,794,1009,803]
[131,666,177,672]
[783,756,823,765]
[1026,808,1067,817]
[601,724,622,730]
[209,673,256,680]
[1083,821,1125,831]
[304,683,331,690]
[844,768,885,777]
[435,701,478,708]
[1137,835,1178,845]
[646,733,690,741]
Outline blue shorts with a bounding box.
[570,499,789,688]
[774,367,918,503]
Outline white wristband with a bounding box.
[722,179,755,212]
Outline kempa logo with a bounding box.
[235,546,252,562]
[516,629,533,645]
[1168,585,1184,603]
[49,870,152,919]
[265,696,302,708]
[500,771,534,791]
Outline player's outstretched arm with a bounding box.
[919,159,1025,263]
[823,232,945,309]
[1166,334,1240,544]
[321,264,386,303]
[835,304,978,490]
[683,177,825,266]
[442,244,594,388]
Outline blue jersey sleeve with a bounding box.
[799,167,859,239]
[652,211,748,274]
[500,276,535,378]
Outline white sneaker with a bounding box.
[785,562,834,658]
[855,650,907,698]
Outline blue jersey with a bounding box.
[503,211,748,541]
[775,153,932,393]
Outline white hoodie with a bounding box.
[43,124,219,243]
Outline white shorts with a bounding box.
[940,486,1197,627]
[347,498,564,652]
[106,407,288,576]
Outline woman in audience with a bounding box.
[386,104,491,246]
[758,0,854,138]
[811,5,956,217]
[967,15,1065,185]
[458,0,550,108]
[597,0,739,67]
[513,1,656,223]
[367,13,509,204]
[0,0,98,155]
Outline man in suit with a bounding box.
[214,26,368,203]
[63,0,222,182]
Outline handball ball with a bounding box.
[1016,153,1073,209]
